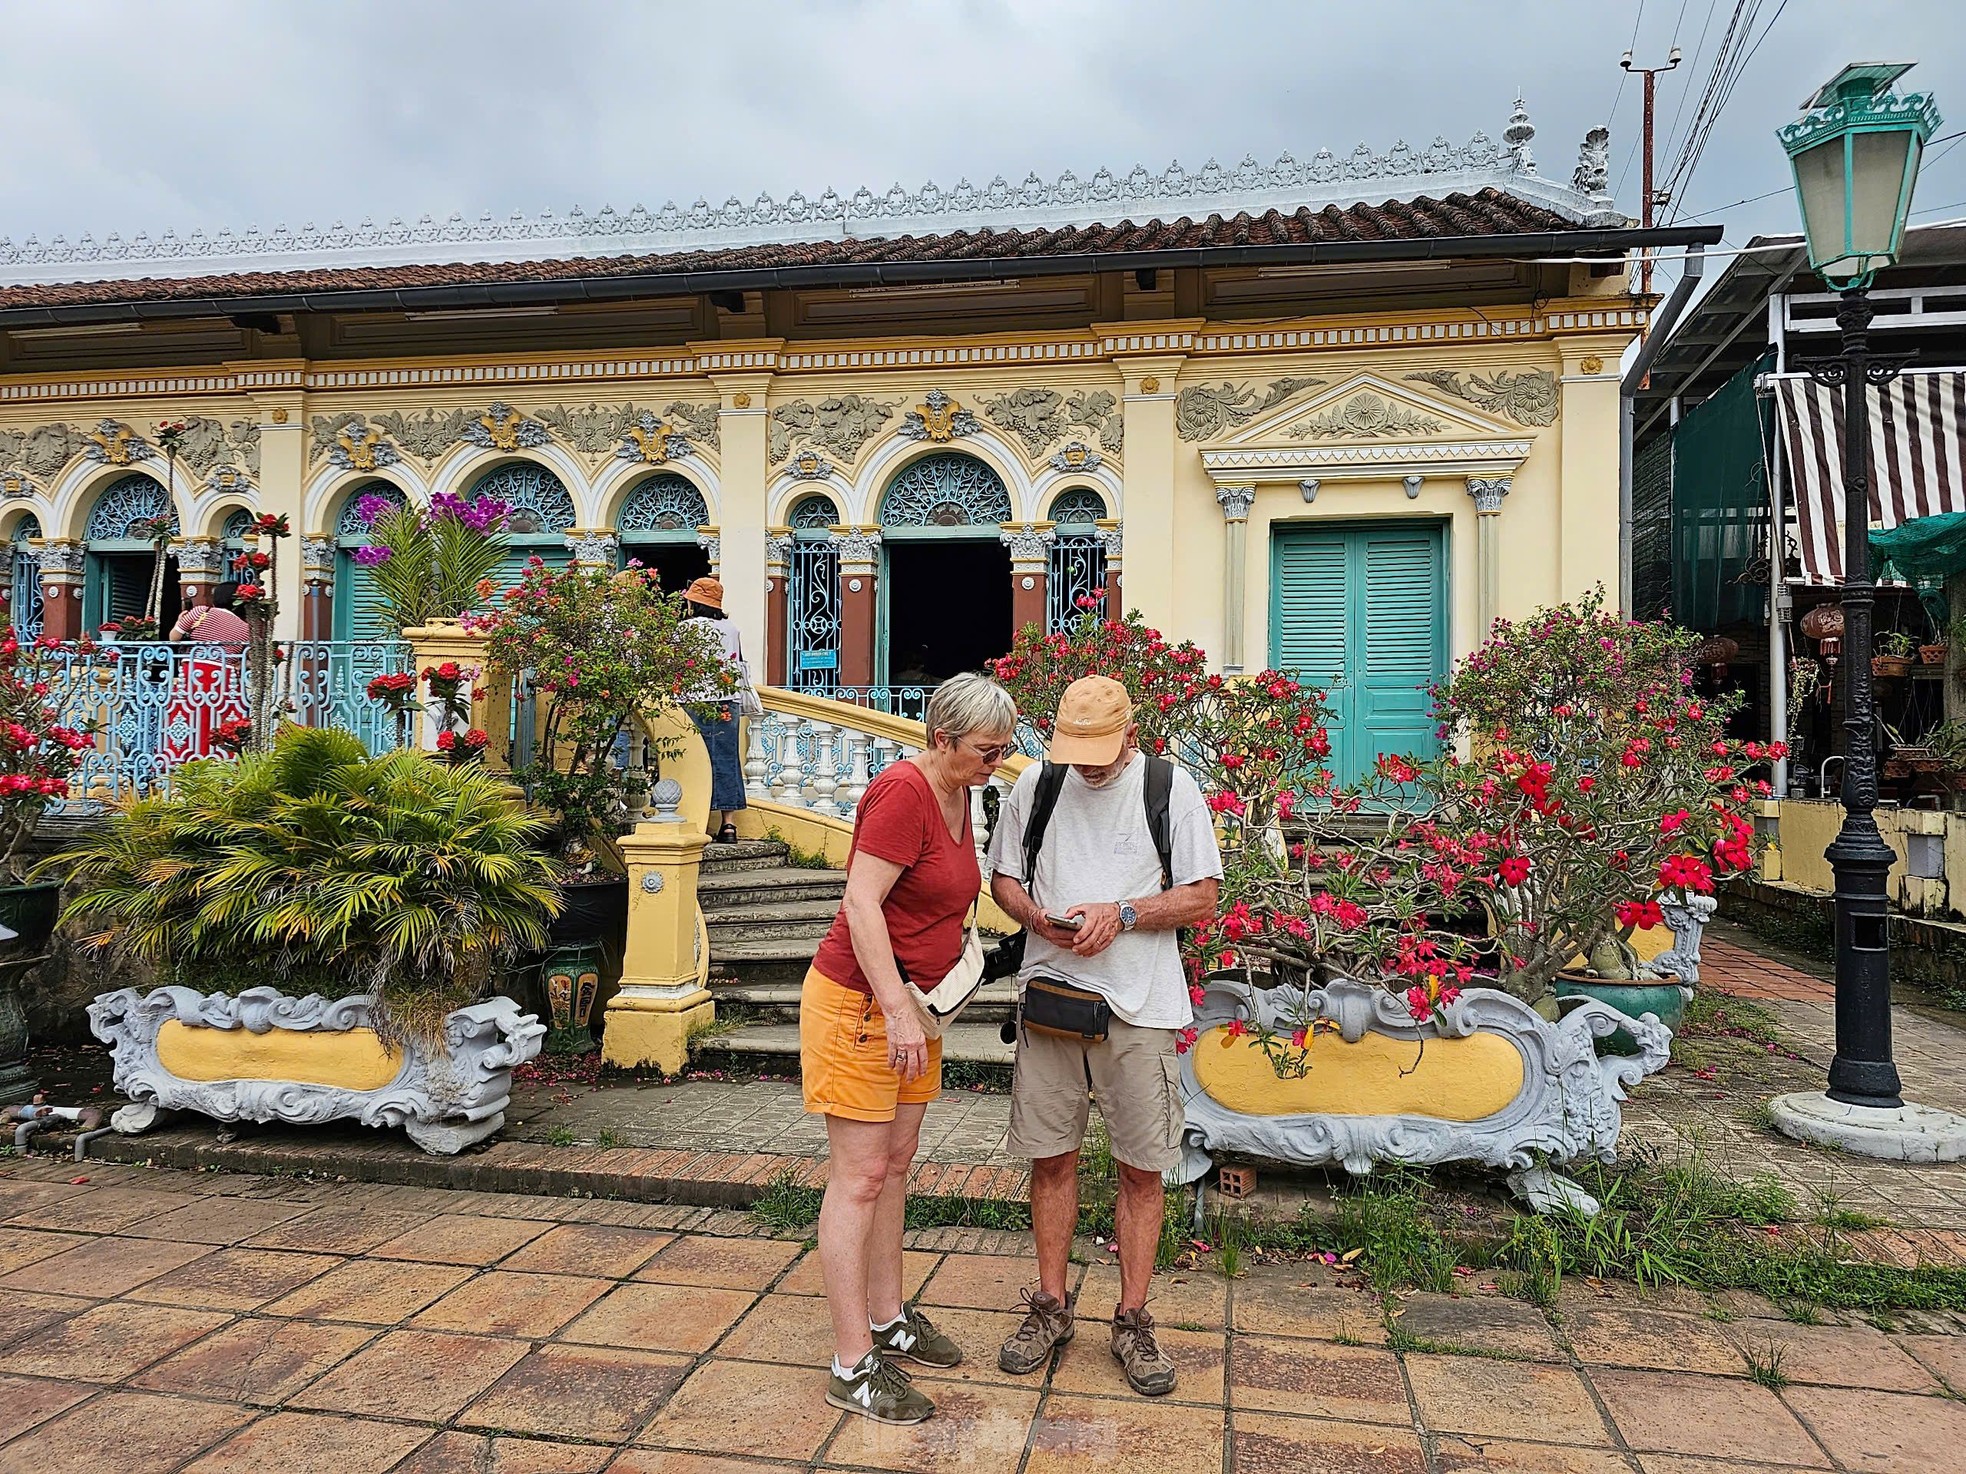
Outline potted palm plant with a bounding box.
[45,726,560,1152]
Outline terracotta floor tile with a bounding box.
[239,1205,432,1254]
[1231,1412,1428,1474]
[1076,1264,1229,1330]
[1048,1324,1224,1405]
[1563,1306,1749,1375]
[1726,1319,1939,1392]
[1901,1333,1966,1393]
[0,1372,91,1447]
[634,1235,804,1291]
[0,1228,91,1276]
[888,1307,1031,1387]
[635,1357,839,1460]
[125,1197,309,1246]
[0,1301,231,1380]
[132,1317,377,1404]
[1025,1392,1225,1474]
[463,1343,693,1441]
[411,1269,614,1338]
[1636,1458,1831,1474]
[1589,1369,1827,1465]
[398,1430,613,1473]
[499,1224,674,1278]
[823,1379,1041,1474]
[777,1247,938,1299]
[3,1186,196,1235]
[127,1247,342,1312]
[917,1252,1049,1312]
[708,1290,837,1366]
[181,1410,432,1473]
[1229,1282,1387,1344]
[1784,1384,1966,1474]
[367,1212,554,1265]
[292,1328,532,1421]
[557,1281,758,1354]
[1391,1292,1567,1361]
[1432,1436,1633,1473]
[1229,1336,1410,1424]
[261,1257,474,1323]
[1406,1353,1613,1445]
[0,1232,213,1296]
[0,1389,253,1474]
[0,1288,89,1349]
[609,1455,797,1474]
[0,1181,93,1218]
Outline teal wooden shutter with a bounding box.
[1355,527,1446,770]
[334,550,392,641]
[1272,530,1353,776]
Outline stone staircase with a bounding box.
[695,838,1014,1071]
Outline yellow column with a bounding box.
[1110,352,1186,631]
[1556,340,1626,602]
[401,620,513,773]
[704,362,777,675]
[1467,477,1511,640]
[1214,486,1254,674]
[247,387,307,643]
[601,821,714,1074]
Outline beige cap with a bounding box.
[1048,675,1133,765]
[684,576,724,610]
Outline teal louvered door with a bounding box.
[333,549,392,641]
[1271,523,1447,786]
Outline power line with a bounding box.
[1661,0,1792,221]
[1660,0,1722,168]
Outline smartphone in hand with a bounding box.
[1043,911,1084,932]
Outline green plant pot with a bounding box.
[0,880,62,950]
[1553,973,1687,1055]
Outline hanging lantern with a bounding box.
[1694,635,1741,683]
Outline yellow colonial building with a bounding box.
[0,100,1715,784]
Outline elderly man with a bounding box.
[987,675,1222,1395]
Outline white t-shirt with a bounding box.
[987,753,1223,1029]
[680,615,745,703]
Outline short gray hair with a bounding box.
[924,673,1017,747]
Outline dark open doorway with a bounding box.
[626,542,711,596]
[884,538,1012,684]
[90,552,184,633]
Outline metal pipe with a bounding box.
[1768,289,1791,796]
[1619,242,1709,615]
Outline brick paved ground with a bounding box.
[2,1154,1964,1473]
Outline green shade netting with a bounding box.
[1870,513,1966,628]
[1669,351,1774,630]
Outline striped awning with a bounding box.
[1776,371,1966,584]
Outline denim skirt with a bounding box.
[690,702,747,812]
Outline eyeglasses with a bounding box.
[958,736,1015,764]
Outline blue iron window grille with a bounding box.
[336,481,406,541]
[618,474,710,537]
[10,514,43,640]
[878,453,1011,529]
[788,534,842,693]
[470,463,575,534]
[86,474,178,543]
[1049,487,1107,525]
[220,507,254,547]
[1047,528,1108,632]
[789,493,838,530]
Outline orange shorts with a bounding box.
[799,967,943,1122]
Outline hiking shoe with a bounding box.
[998,1288,1074,1374]
[1111,1308,1177,1396]
[874,1302,963,1368]
[826,1348,935,1425]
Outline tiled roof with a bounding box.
[0,191,1596,312]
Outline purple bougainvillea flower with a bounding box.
[352,545,393,567]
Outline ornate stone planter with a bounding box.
[87,986,544,1154]
[1173,975,1672,1214]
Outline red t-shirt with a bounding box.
[812,761,980,995]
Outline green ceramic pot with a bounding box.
[0,880,62,950]
[1552,972,1687,1054]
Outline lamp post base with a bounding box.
[1769,1090,1966,1162]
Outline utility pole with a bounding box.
[1622,45,1682,297]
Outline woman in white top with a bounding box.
[679,575,749,843]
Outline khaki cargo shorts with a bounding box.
[1007,1013,1185,1173]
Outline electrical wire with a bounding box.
[1659,0,1764,212]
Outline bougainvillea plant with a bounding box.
[354,490,511,633]
[479,561,734,867]
[0,632,95,881]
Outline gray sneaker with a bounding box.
[874,1302,962,1368]
[1111,1307,1177,1396]
[998,1288,1074,1375]
[826,1348,935,1425]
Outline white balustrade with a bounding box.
[773,714,805,806]
[742,717,771,800]
[810,722,839,817]
[840,731,871,815]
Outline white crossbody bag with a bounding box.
[901,904,985,1040]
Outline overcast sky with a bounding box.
[0,0,1960,301]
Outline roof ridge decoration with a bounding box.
[0,100,1623,289]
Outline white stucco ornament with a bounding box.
[87,986,544,1155]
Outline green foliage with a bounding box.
[359,494,510,634]
[42,726,561,1046]
[751,1170,823,1232]
[1329,1174,1462,1294]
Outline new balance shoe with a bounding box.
[873,1302,963,1368]
[826,1348,936,1425]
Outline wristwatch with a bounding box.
[1118,901,1139,932]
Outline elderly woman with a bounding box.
[802,672,1017,1426]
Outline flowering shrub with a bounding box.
[230,513,290,753]
[101,614,160,642]
[354,491,510,633]
[0,632,94,882]
[480,561,735,860]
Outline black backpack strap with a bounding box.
[1143,755,1175,892]
[1021,762,1071,891]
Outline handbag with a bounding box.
[898,906,986,1040]
[732,630,765,719]
[1019,972,1112,1042]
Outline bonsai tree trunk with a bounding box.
[1946,570,1966,726]
[145,537,168,626]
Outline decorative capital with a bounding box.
[696,532,721,568]
[37,540,86,580]
[766,532,795,569]
[302,535,335,579]
[565,529,620,566]
[836,528,882,570]
[999,521,1053,563]
[174,538,226,578]
[1468,476,1512,514]
[1215,485,1256,522]
[1098,526,1123,561]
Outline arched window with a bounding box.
[878,453,1011,529]
[1046,486,1109,632]
[1048,487,1107,525]
[789,493,838,530]
[84,475,180,631]
[470,463,575,604]
[86,474,177,543]
[786,494,842,693]
[220,507,254,544]
[616,473,711,594]
[8,514,42,640]
[332,481,407,642]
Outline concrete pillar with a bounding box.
[765,531,792,685]
[1113,356,1186,632]
[1002,522,1050,637]
[401,621,511,771]
[1214,486,1254,674]
[564,530,619,570]
[300,536,333,641]
[177,538,222,610]
[837,528,880,687]
[1556,341,1624,602]
[36,541,83,640]
[706,369,775,670]
[245,395,308,644]
[1467,477,1511,640]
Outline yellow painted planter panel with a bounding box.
[157,1020,404,1090]
[1192,1028,1524,1122]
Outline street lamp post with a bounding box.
[1769,64,1966,1159]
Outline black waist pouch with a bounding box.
[1020,973,1112,1042]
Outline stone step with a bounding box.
[696,1019,1015,1070]
[707,916,835,949]
[701,839,794,875]
[710,977,1018,1023]
[707,934,824,990]
[697,867,848,908]
[698,897,842,927]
